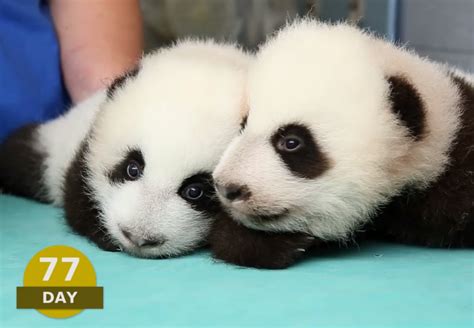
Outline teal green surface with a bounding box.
[0,195,473,327]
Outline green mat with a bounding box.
[1,195,473,327]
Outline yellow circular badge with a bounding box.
[17,245,103,319]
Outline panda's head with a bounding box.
[213,21,460,241]
[64,40,249,257]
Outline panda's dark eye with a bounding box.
[278,136,303,152]
[108,149,145,184]
[126,160,142,180]
[181,183,204,200]
[178,172,221,214]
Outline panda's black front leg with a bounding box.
[0,124,49,202]
[209,213,317,269]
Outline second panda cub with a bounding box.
[211,21,473,269]
[0,41,249,258]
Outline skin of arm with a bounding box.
[50,0,144,103]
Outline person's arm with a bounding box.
[50,0,143,103]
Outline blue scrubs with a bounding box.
[0,0,70,142]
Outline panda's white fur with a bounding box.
[38,91,106,205]
[213,20,471,243]
[1,40,250,258]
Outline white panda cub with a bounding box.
[210,20,473,268]
[0,40,250,258]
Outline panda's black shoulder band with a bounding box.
[63,139,119,251]
[0,124,49,202]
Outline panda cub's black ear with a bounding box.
[387,75,426,141]
[239,114,248,133]
[107,66,141,99]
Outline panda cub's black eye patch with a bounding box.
[178,172,221,215]
[108,149,145,183]
[271,123,330,179]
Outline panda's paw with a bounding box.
[259,233,317,269]
[209,213,317,269]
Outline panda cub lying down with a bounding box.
[210,20,474,269]
[1,21,472,269]
[0,41,249,258]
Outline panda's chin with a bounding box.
[108,232,166,258]
[230,208,289,230]
[252,210,289,222]
[120,243,170,259]
[95,238,121,252]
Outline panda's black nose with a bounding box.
[121,229,166,248]
[216,183,251,201]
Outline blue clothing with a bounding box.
[0,0,70,142]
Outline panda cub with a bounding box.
[210,20,473,269]
[0,40,249,258]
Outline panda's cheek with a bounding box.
[102,183,143,226]
[155,201,209,248]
